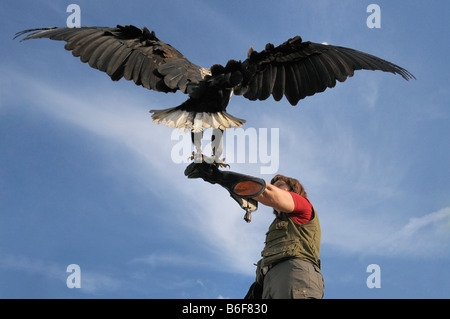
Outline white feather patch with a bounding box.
[150,108,246,132]
[193,113,204,132]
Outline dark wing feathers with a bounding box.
[235,36,414,105]
[284,64,299,104]
[272,64,285,101]
[15,27,414,108]
[15,25,205,93]
[257,64,271,101]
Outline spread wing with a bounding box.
[15,25,209,93]
[234,36,415,105]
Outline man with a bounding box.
[185,163,324,299]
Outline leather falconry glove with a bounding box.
[184,162,266,222]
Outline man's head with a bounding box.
[270,174,307,198]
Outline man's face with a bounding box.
[273,179,291,192]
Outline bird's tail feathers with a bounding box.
[150,107,246,132]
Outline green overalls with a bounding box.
[259,207,324,298]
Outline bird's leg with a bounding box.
[211,128,229,168]
[190,131,204,163]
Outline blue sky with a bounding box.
[1,0,449,299]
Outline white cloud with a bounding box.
[320,207,450,258]
[130,252,211,268]
[0,254,122,295]
[382,207,450,257]
[397,207,450,238]
[78,271,122,294]
[0,254,64,281]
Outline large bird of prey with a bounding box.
[15,25,414,166]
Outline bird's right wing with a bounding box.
[234,36,415,105]
[15,25,209,93]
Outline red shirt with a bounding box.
[288,192,312,225]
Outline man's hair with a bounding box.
[270,174,307,198]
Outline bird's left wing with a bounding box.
[234,36,415,105]
[15,25,208,93]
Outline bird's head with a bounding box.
[225,59,242,72]
[210,64,226,76]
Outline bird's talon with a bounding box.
[216,162,230,168]
[188,153,229,168]
[189,152,205,163]
[212,157,229,168]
